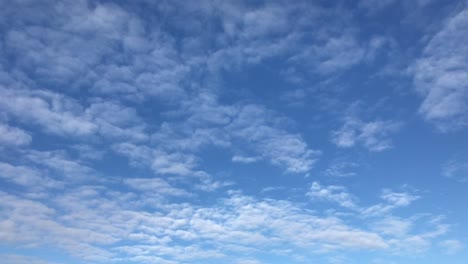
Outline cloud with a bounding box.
[150,94,320,174]
[439,239,463,254]
[442,158,468,182]
[0,254,58,264]
[227,104,320,173]
[232,155,260,164]
[124,178,192,197]
[307,182,357,209]
[0,177,455,264]
[0,87,149,143]
[3,0,188,101]
[362,190,420,216]
[0,87,97,137]
[371,217,412,237]
[323,160,359,177]
[331,116,401,152]
[0,123,31,146]
[0,161,65,196]
[25,150,95,181]
[411,8,468,129]
[0,1,464,263]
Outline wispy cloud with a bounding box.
[307,181,358,209]
[439,239,464,254]
[362,189,420,217]
[332,116,401,152]
[442,158,468,182]
[0,123,31,147]
[411,8,468,130]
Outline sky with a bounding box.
[0,0,468,263]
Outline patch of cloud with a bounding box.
[232,155,260,164]
[371,217,412,237]
[0,87,148,142]
[0,254,58,264]
[113,143,227,192]
[362,190,420,216]
[442,158,468,182]
[0,162,61,191]
[3,0,188,101]
[0,123,31,147]
[331,115,401,152]
[307,182,358,209]
[439,239,463,254]
[25,150,95,181]
[151,94,320,174]
[0,179,456,264]
[411,8,468,130]
[124,178,191,197]
[0,87,97,137]
[323,160,360,177]
[227,104,320,173]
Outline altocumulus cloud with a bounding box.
[0,0,467,263]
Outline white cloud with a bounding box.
[124,178,191,197]
[26,150,95,181]
[332,116,401,152]
[0,180,455,264]
[323,160,359,177]
[442,158,468,182]
[307,182,357,209]
[362,190,419,216]
[371,217,412,237]
[439,239,463,254]
[0,87,97,137]
[0,87,149,142]
[232,155,260,164]
[150,95,319,174]
[4,0,188,101]
[0,123,31,146]
[412,8,468,129]
[0,162,61,191]
[228,104,320,173]
[113,143,228,192]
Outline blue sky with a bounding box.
[0,0,468,263]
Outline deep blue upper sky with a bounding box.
[1,0,468,263]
